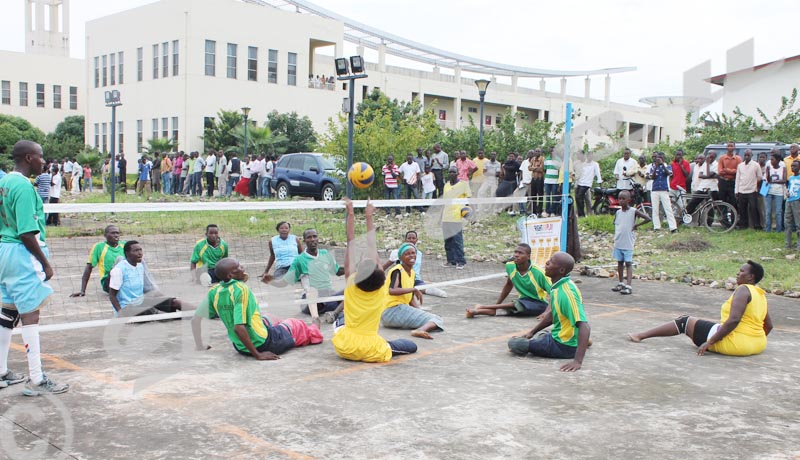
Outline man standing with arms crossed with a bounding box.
[431,143,448,198]
[717,142,741,209]
[0,141,69,395]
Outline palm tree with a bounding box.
[143,137,178,156]
[233,123,288,157]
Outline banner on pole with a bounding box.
[518,217,562,266]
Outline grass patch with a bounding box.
[579,214,614,233]
[662,238,712,252]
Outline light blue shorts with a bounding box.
[612,248,634,263]
[0,242,53,314]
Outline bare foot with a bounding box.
[627,333,642,343]
[465,308,475,318]
[312,316,321,329]
[411,330,433,339]
[587,338,593,347]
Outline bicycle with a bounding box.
[671,186,738,233]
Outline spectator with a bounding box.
[71,158,81,192]
[83,164,92,193]
[688,154,705,193]
[648,152,677,233]
[172,152,183,194]
[421,164,436,201]
[381,156,401,217]
[610,191,651,295]
[785,144,799,177]
[136,156,153,198]
[613,148,637,191]
[398,154,421,216]
[34,168,51,203]
[496,152,519,211]
[204,150,217,197]
[669,149,691,212]
[756,152,768,226]
[261,154,273,198]
[686,153,719,215]
[517,150,534,214]
[453,150,477,185]
[160,152,173,195]
[529,148,545,215]
[431,143,448,197]
[247,154,263,198]
[785,160,800,249]
[717,142,741,209]
[470,150,487,196]
[763,151,787,233]
[62,158,73,192]
[414,148,429,176]
[117,154,127,192]
[735,149,762,229]
[477,152,501,206]
[543,148,561,216]
[575,152,602,217]
[227,151,240,196]
[151,152,161,193]
[441,166,470,269]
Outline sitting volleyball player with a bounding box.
[628,260,772,357]
[263,228,344,322]
[382,241,445,340]
[508,252,591,372]
[192,258,322,359]
[383,231,447,298]
[466,243,550,318]
[71,224,125,297]
[190,224,228,286]
[109,241,184,317]
[332,198,417,362]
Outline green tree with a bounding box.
[43,115,87,161]
[202,109,244,151]
[143,138,178,156]
[0,114,46,167]
[266,111,317,153]
[757,88,800,143]
[232,123,288,157]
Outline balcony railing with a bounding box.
[308,79,335,91]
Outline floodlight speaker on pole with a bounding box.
[350,55,364,73]
[475,79,490,150]
[335,58,349,76]
[105,90,122,203]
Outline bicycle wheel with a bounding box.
[702,200,738,233]
[636,203,653,220]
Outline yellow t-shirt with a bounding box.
[442,180,471,222]
[331,274,392,363]
[385,264,415,308]
[784,155,799,177]
[709,284,768,356]
[472,157,489,180]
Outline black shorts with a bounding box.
[691,319,718,347]
[511,298,548,317]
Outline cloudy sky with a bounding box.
[1,0,797,108]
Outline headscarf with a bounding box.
[397,243,416,259]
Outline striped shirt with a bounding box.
[505,262,551,302]
[544,156,560,184]
[382,164,400,188]
[34,173,51,200]
[549,276,587,347]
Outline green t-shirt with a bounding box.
[205,279,268,353]
[549,277,587,347]
[505,261,551,302]
[0,172,46,244]
[190,238,228,269]
[88,241,126,281]
[285,250,339,291]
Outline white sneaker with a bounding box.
[425,287,448,298]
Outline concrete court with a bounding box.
[0,271,799,460]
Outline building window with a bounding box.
[110,53,116,85]
[171,116,178,146]
[162,117,168,139]
[69,86,77,110]
[1,81,10,105]
[162,41,169,78]
[227,43,237,79]
[118,121,124,154]
[118,51,124,84]
[247,46,258,81]
[94,56,100,88]
[438,110,446,121]
[204,40,216,76]
[287,52,297,86]
[94,123,99,149]
[485,115,492,126]
[53,85,61,109]
[495,115,501,125]
[102,122,107,153]
[467,107,477,113]
[136,120,143,153]
[268,49,278,84]
[36,83,45,107]
[152,44,159,79]
[152,118,158,140]
[19,82,28,106]
[172,40,179,76]
[137,47,143,81]
[102,54,108,86]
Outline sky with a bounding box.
[1,0,798,109]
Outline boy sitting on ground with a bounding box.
[466,243,550,318]
[192,257,322,359]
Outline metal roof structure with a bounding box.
[244,0,636,78]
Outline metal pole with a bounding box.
[243,115,248,159]
[560,102,573,252]
[346,79,356,199]
[110,105,116,203]
[479,93,485,150]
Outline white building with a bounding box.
[82,0,689,162]
[709,54,800,121]
[0,0,83,134]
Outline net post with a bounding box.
[560,102,573,252]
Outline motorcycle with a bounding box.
[591,180,652,218]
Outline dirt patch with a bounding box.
[662,239,712,252]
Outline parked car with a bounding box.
[272,153,342,201]
[702,142,791,159]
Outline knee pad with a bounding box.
[0,308,20,329]
[674,315,689,334]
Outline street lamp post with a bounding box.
[241,106,251,160]
[335,55,368,199]
[104,90,122,203]
[475,79,490,151]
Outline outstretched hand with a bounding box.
[343,196,354,213]
[261,273,273,284]
[255,351,280,361]
[365,198,375,217]
[560,360,582,372]
[697,342,711,356]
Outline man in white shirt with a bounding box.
[46,164,62,226]
[258,156,270,197]
[613,148,638,190]
[398,154,422,215]
[686,153,718,215]
[62,159,73,191]
[735,149,763,229]
[248,155,264,197]
[575,152,602,217]
[191,152,205,196]
[215,151,228,198]
[431,143,449,198]
[204,151,217,197]
[517,150,535,214]
[263,155,275,198]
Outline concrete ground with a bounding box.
[1,265,799,460]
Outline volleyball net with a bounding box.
[28,188,569,332]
